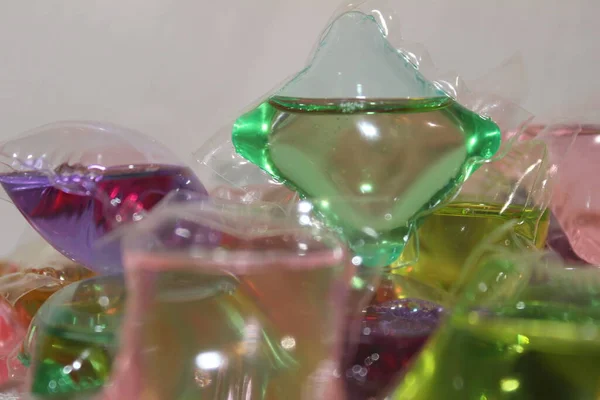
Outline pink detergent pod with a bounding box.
[545,213,589,265]
[518,123,598,264]
[98,193,352,400]
[0,121,207,274]
[545,124,600,264]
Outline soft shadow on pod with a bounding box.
[0,121,207,274]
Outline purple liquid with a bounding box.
[0,164,206,274]
[342,298,443,400]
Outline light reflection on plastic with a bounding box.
[299,215,312,226]
[298,201,313,213]
[370,9,388,36]
[195,351,224,370]
[358,121,378,140]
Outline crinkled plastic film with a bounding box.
[518,115,600,265]
[193,1,534,269]
[0,121,207,274]
[391,120,580,292]
[3,1,597,399]
[0,230,98,394]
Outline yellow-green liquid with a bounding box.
[392,202,549,291]
[391,302,600,399]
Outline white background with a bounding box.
[0,0,598,256]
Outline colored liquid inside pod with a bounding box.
[22,275,125,397]
[392,202,550,291]
[14,287,61,328]
[13,266,96,327]
[342,298,443,400]
[24,266,96,285]
[546,214,590,265]
[233,98,501,267]
[390,302,600,400]
[0,296,25,384]
[0,164,206,273]
[120,265,344,400]
[231,11,501,267]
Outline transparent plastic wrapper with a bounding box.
[0,234,99,392]
[184,183,424,400]
[211,184,300,216]
[0,273,59,306]
[390,124,579,291]
[98,193,353,400]
[516,118,600,265]
[15,274,125,398]
[186,186,415,400]
[193,0,533,268]
[0,229,96,331]
[390,222,600,399]
[4,226,96,276]
[0,121,207,274]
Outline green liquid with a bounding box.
[393,202,549,291]
[232,97,501,266]
[391,302,600,399]
[31,333,113,397]
[25,275,125,398]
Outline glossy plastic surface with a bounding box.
[0,297,26,385]
[342,271,448,400]
[194,2,532,268]
[100,193,352,400]
[391,227,600,399]
[0,121,207,274]
[525,124,600,265]
[390,129,572,291]
[20,274,125,398]
[231,11,501,267]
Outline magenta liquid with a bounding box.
[342,298,443,400]
[0,164,206,274]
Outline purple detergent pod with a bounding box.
[0,121,207,274]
